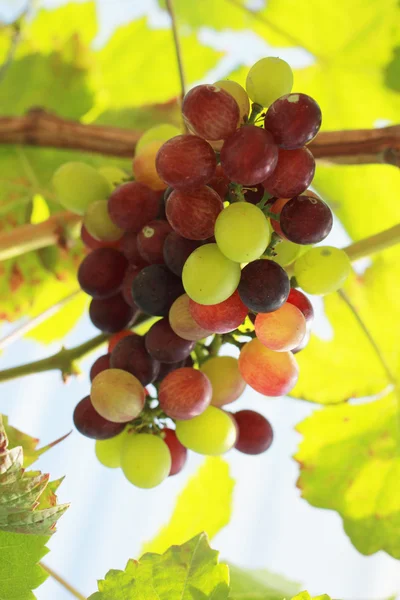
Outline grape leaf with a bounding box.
[385,46,400,92]
[89,532,230,600]
[228,564,300,599]
[296,392,400,558]
[142,457,234,555]
[291,595,331,600]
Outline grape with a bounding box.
[246,57,293,107]
[166,186,223,240]
[264,93,322,149]
[163,232,202,277]
[262,148,315,198]
[78,248,128,298]
[255,303,307,352]
[98,166,127,189]
[73,395,124,439]
[110,334,160,386]
[52,162,110,215]
[95,428,128,468]
[132,264,184,316]
[214,80,250,123]
[233,410,273,455]
[215,202,270,263]
[120,232,149,267]
[137,220,172,264]
[269,197,290,238]
[89,293,135,333]
[161,429,187,476]
[145,318,195,363]
[159,367,212,419]
[238,259,290,313]
[108,330,134,353]
[189,290,247,334]
[121,264,141,307]
[91,368,145,423]
[90,353,111,382]
[294,246,351,295]
[182,244,241,305]
[201,356,246,407]
[182,84,240,140]
[136,124,181,155]
[169,294,212,341]
[208,164,230,199]
[292,329,311,354]
[81,224,121,250]
[287,288,314,324]
[133,140,168,191]
[156,358,189,383]
[279,195,333,244]
[156,135,216,190]
[244,184,265,205]
[272,239,303,267]
[239,338,299,396]
[84,200,124,242]
[175,406,237,455]
[121,433,171,488]
[220,126,278,185]
[108,182,161,232]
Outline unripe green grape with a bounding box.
[52,162,110,215]
[98,166,127,190]
[294,246,351,295]
[136,124,181,155]
[246,57,293,107]
[215,202,270,263]
[121,433,171,488]
[175,406,237,455]
[95,428,128,468]
[272,239,303,267]
[83,199,124,242]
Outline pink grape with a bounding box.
[162,428,187,476]
[137,219,172,264]
[158,367,212,420]
[169,294,212,341]
[108,182,160,231]
[182,84,240,140]
[189,290,248,334]
[262,147,315,198]
[255,303,307,352]
[233,409,273,454]
[264,93,322,149]
[156,135,216,190]
[166,186,223,240]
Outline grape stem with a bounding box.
[165,0,188,132]
[39,563,86,600]
[247,103,264,125]
[264,232,282,257]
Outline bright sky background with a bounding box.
[0,1,399,599]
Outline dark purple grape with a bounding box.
[137,219,172,264]
[78,248,128,298]
[244,183,265,204]
[264,93,322,149]
[262,147,315,198]
[132,264,184,316]
[90,353,111,382]
[120,231,148,267]
[89,294,135,333]
[110,334,160,386]
[163,233,201,277]
[121,264,141,307]
[155,357,188,383]
[233,409,273,454]
[238,259,289,313]
[145,318,195,363]
[73,396,124,440]
[280,195,333,244]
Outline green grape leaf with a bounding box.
[0,530,49,600]
[385,46,400,92]
[142,457,234,555]
[89,533,230,600]
[228,565,301,599]
[291,595,332,600]
[296,392,400,558]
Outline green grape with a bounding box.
[272,239,303,267]
[95,428,128,468]
[98,166,127,190]
[83,199,124,241]
[52,162,110,215]
[182,243,241,305]
[136,124,181,155]
[215,203,270,263]
[294,246,352,295]
[246,57,293,107]
[214,80,250,122]
[121,433,171,488]
[175,406,237,455]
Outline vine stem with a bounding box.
[343,223,400,262]
[39,562,86,600]
[165,0,188,131]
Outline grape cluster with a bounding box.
[53,56,352,489]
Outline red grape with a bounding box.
[163,232,202,277]
[287,288,314,324]
[189,290,248,334]
[220,126,278,185]
[132,264,184,316]
[78,248,128,298]
[244,184,265,205]
[156,135,216,190]
[89,294,135,333]
[169,294,212,341]
[264,93,322,149]
[73,395,124,440]
[238,259,290,313]
[145,318,195,363]
[239,338,299,396]
[108,330,133,353]
[110,334,160,385]
[120,231,148,267]
[108,182,160,232]
[233,409,273,454]
[208,164,230,199]
[269,197,289,238]
[161,429,187,476]
[121,264,141,307]
[81,224,120,250]
[262,147,315,198]
[137,220,172,264]
[182,84,240,140]
[255,303,306,352]
[90,354,111,382]
[159,367,212,419]
[279,195,333,244]
[166,186,223,240]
